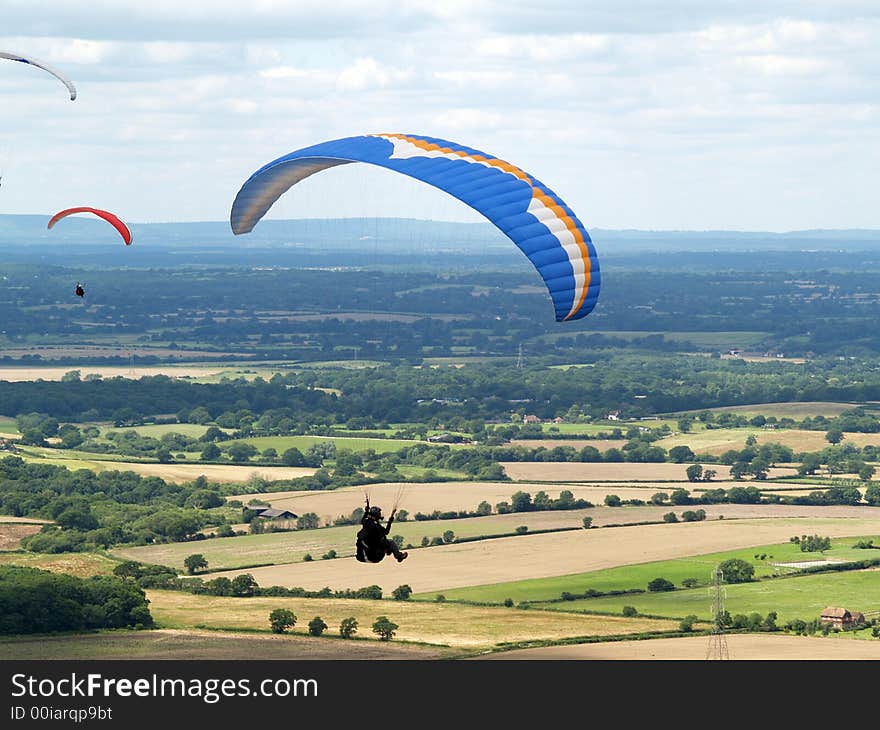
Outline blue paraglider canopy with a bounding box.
[230,133,599,322]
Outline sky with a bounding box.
[0,0,878,231]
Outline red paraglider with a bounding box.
[47,207,132,245]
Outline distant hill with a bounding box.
[0,214,877,267]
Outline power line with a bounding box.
[706,567,730,660]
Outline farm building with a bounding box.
[523,415,541,424]
[819,607,866,629]
[251,507,298,520]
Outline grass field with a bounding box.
[549,567,880,624]
[0,629,459,660]
[482,633,880,660]
[216,435,440,455]
[540,331,769,349]
[99,423,218,438]
[500,462,798,482]
[0,551,117,577]
[145,590,679,649]
[509,439,629,451]
[429,533,880,604]
[205,516,880,596]
[0,416,19,436]
[656,428,880,456]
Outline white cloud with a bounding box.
[0,2,878,230]
[335,57,414,92]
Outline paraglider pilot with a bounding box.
[75,282,85,298]
[356,498,408,563]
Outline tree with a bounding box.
[663,512,678,523]
[372,616,399,641]
[825,428,844,444]
[581,516,593,529]
[622,606,637,617]
[308,616,328,636]
[200,443,221,461]
[296,513,320,530]
[670,445,695,463]
[679,614,698,632]
[339,617,358,638]
[859,464,876,481]
[648,577,675,592]
[231,573,258,596]
[392,584,412,601]
[269,608,296,633]
[685,464,703,482]
[717,558,754,583]
[650,492,668,505]
[511,491,533,512]
[730,461,750,480]
[183,554,208,575]
[226,443,258,462]
[442,530,455,543]
[281,447,306,466]
[604,494,621,507]
[669,488,691,505]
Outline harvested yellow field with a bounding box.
[509,440,628,451]
[657,429,880,456]
[0,523,43,550]
[0,551,116,577]
[211,515,880,596]
[0,516,52,524]
[0,629,459,660]
[21,458,316,484]
[674,402,862,418]
[0,365,229,382]
[481,633,880,660]
[500,462,797,481]
[227,481,681,519]
[147,590,677,649]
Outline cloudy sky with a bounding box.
[0,1,877,230]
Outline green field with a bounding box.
[216,435,452,455]
[99,423,219,438]
[0,416,19,435]
[426,535,880,604]
[539,331,769,349]
[533,420,682,436]
[547,569,880,623]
